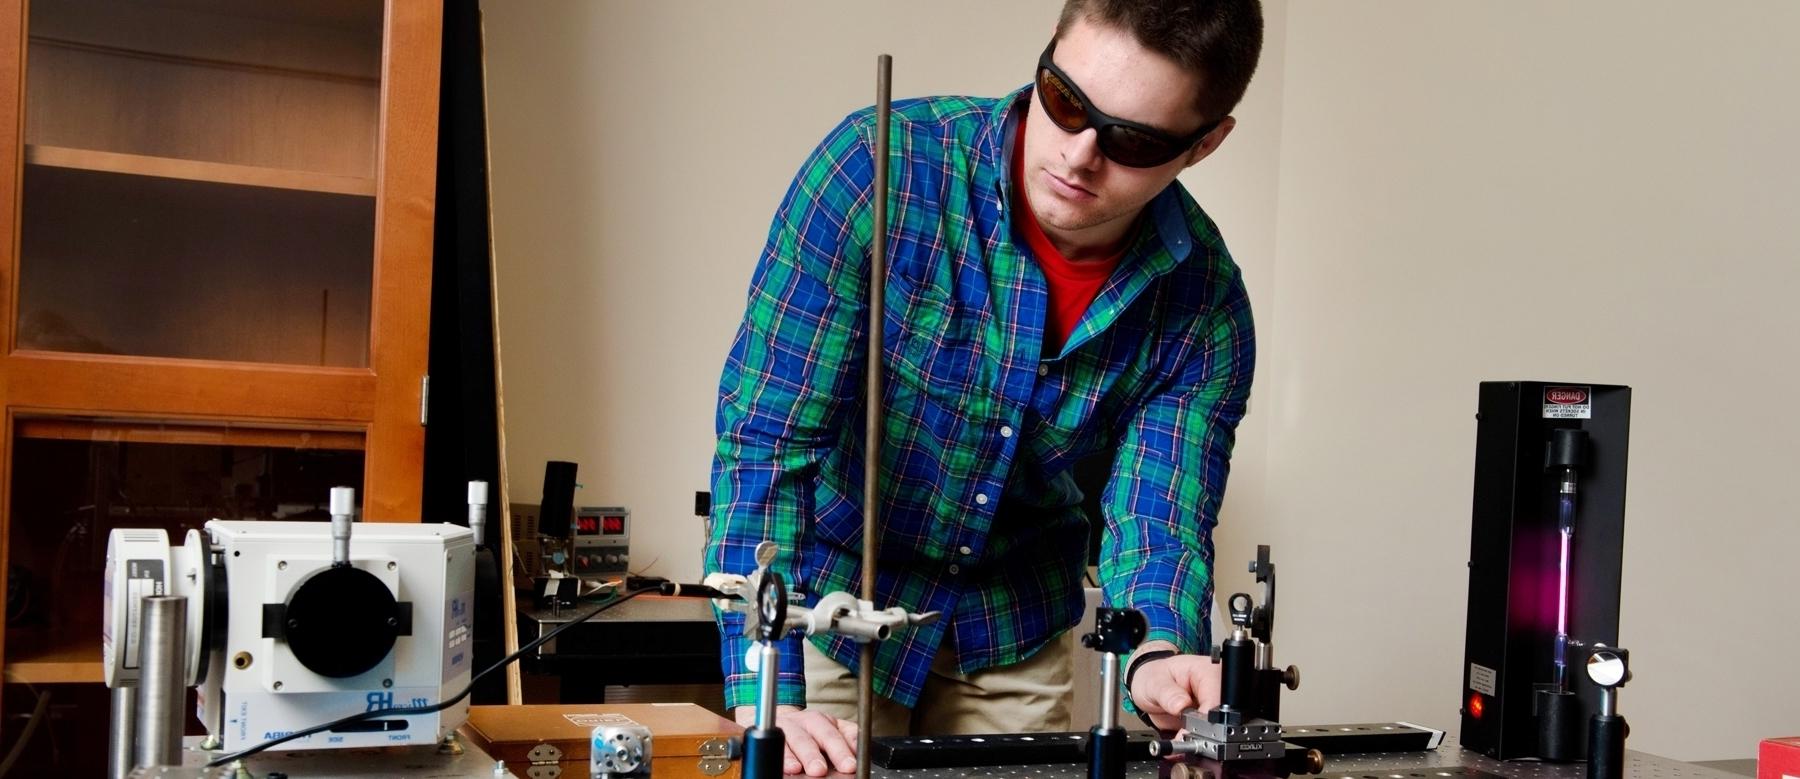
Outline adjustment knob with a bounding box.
[1283,665,1301,690]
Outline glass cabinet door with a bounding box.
[16,0,384,366]
[5,416,365,685]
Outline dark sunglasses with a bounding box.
[1035,40,1218,168]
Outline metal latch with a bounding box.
[699,737,738,776]
[525,743,564,779]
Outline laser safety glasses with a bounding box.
[1035,40,1218,168]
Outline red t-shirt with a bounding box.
[1011,118,1123,356]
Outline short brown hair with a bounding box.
[1056,0,1264,123]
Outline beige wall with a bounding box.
[484,0,1797,760]
[1263,1,1800,761]
[484,0,1284,593]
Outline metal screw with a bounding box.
[273,681,284,690]
[382,678,393,688]
[278,561,288,570]
[388,561,397,571]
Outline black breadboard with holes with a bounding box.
[1282,723,1442,754]
[1341,769,1506,779]
[870,731,1157,769]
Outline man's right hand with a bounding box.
[733,705,859,777]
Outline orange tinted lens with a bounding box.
[1100,125,1179,167]
[1036,69,1089,131]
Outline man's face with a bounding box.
[1021,17,1231,254]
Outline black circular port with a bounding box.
[284,566,402,678]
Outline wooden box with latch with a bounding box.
[460,703,741,778]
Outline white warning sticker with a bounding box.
[563,712,642,729]
[1543,386,1593,419]
[1469,663,1498,696]
[124,559,167,670]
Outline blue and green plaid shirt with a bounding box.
[708,88,1255,711]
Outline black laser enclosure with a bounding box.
[1460,382,1630,761]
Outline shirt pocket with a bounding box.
[884,283,979,403]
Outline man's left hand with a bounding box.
[1127,648,1221,732]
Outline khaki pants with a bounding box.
[801,632,1074,735]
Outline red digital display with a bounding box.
[602,516,625,536]
[576,516,599,534]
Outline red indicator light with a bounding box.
[1468,692,1485,719]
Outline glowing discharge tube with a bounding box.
[1545,426,1587,694]
[1554,490,1575,690]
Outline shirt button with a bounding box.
[1038,364,1049,377]
[975,493,989,506]
[1000,425,1014,439]
[948,564,961,575]
[959,546,973,556]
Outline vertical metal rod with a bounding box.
[757,642,781,731]
[1098,652,1120,730]
[133,595,187,769]
[468,480,490,546]
[330,486,356,566]
[859,52,892,779]
[109,685,138,779]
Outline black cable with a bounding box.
[0,685,50,777]
[205,585,653,767]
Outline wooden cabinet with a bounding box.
[0,0,441,695]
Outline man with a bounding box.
[708,1,1262,774]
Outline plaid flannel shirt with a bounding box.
[708,88,1255,711]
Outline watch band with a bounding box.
[1124,648,1178,699]
[1124,648,1179,731]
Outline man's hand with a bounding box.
[733,705,858,776]
[1127,648,1222,732]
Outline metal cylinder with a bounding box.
[1537,688,1581,762]
[1087,724,1126,779]
[1586,715,1626,779]
[833,617,892,642]
[743,724,786,779]
[330,486,356,566]
[756,643,779,732]
[133,595,188,769]
[468,480,490,546]
[1219,634,1255,712]
[109,685,138,779]
[1098,651,1120,730]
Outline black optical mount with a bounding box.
[742,572,789,779]
[1083,607,1147,779]
[1585,647,1631,779]
[1149,547,1320,779]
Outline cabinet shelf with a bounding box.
[25,144,375,196]
[15,417,365,450]
[3,628,102,684]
